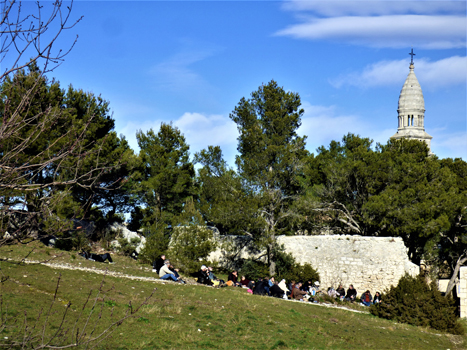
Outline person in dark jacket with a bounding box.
[270,282,284,298]
[254,279,268,295]
[197,265,213,286]
[336,284,346,300]
[79,251,113,263]
[247,280,255,291]
[152,254,165,273]
[373,291,382,304]
[345,284,357,302]
[227,270,241,287]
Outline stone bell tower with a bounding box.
[391,49,433,153]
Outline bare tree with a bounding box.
[0,0,121,242]
[0,3,148,347]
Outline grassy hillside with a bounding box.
[0,242,465,349]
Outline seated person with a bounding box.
[253,278,268,296]
[345,284,357,302]
[159,260,180,282]
[360,290,373,306]
[208,266,224,285]
[152,254,165,273]
[292,282,308,301]
[240,275,250,287]
[327,287,338,298]
[373,291,382,304]
[302,280,313,292]
[287,280,296,297]
[310,281,321,297]
[336,284,346,300]
[263,277,270,295]
[227,270,241,287]
[268,277,275,287]
[247,280,255,291]
[278,279,289,297]
[79,251,113,263]
[196,265,213,286]
[270,281,284,298]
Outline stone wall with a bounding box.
[459,267,467,318]
[208,234,419,294]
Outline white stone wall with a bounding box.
[459,267,467,318]
[208,234,419,294]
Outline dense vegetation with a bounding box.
[2,65,466,294]
[371,274,464,335]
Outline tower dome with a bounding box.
[398,64,425,113]
[391,49,433,154]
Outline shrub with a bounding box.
[169,225,216,274]
[239,259,269,280]
[168,199,217,274]
[138,225,170,265]
[117,237,141,256]
[370,274,464,335]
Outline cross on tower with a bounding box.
[409,48,416,65]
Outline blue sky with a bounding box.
[10,0,467,165]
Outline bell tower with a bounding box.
[390,49,433,153]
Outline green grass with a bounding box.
[0,241,466,349]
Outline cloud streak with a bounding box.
[282,0,466,17]
[275,15,466,49]
[330,56,467,89]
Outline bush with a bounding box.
[117,237,140,256]
[274,248,320,283]
[169,225,216,274]
[138,225,170,265]
[239,259,269,280]
[370,274,464,335]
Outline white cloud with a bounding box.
[275,15,466,49]
[117,112,239,164]
[298,102,394,153]
[173,112,238,154]
[282,0,466,17]
[330,56,467,89]
[149,41,220,91]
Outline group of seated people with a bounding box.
[328,284,382,306]
[152,254,185,283]
[225,272,383,306]
[150,257,383,306]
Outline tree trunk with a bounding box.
[445,254,467,297]
[268,243,276,276]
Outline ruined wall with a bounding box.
[208,234,419,294]
[459,267,467,318]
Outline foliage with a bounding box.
[370,274,464,335]
[194,146,260,236]
[229,80,309,275]
[307,135,467,266]
[133,123,195,232]
[55,229,89,251]
[138,225,170,265]
[168,198,216,274]
[239,259,270,281]
[117,236,141,257]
